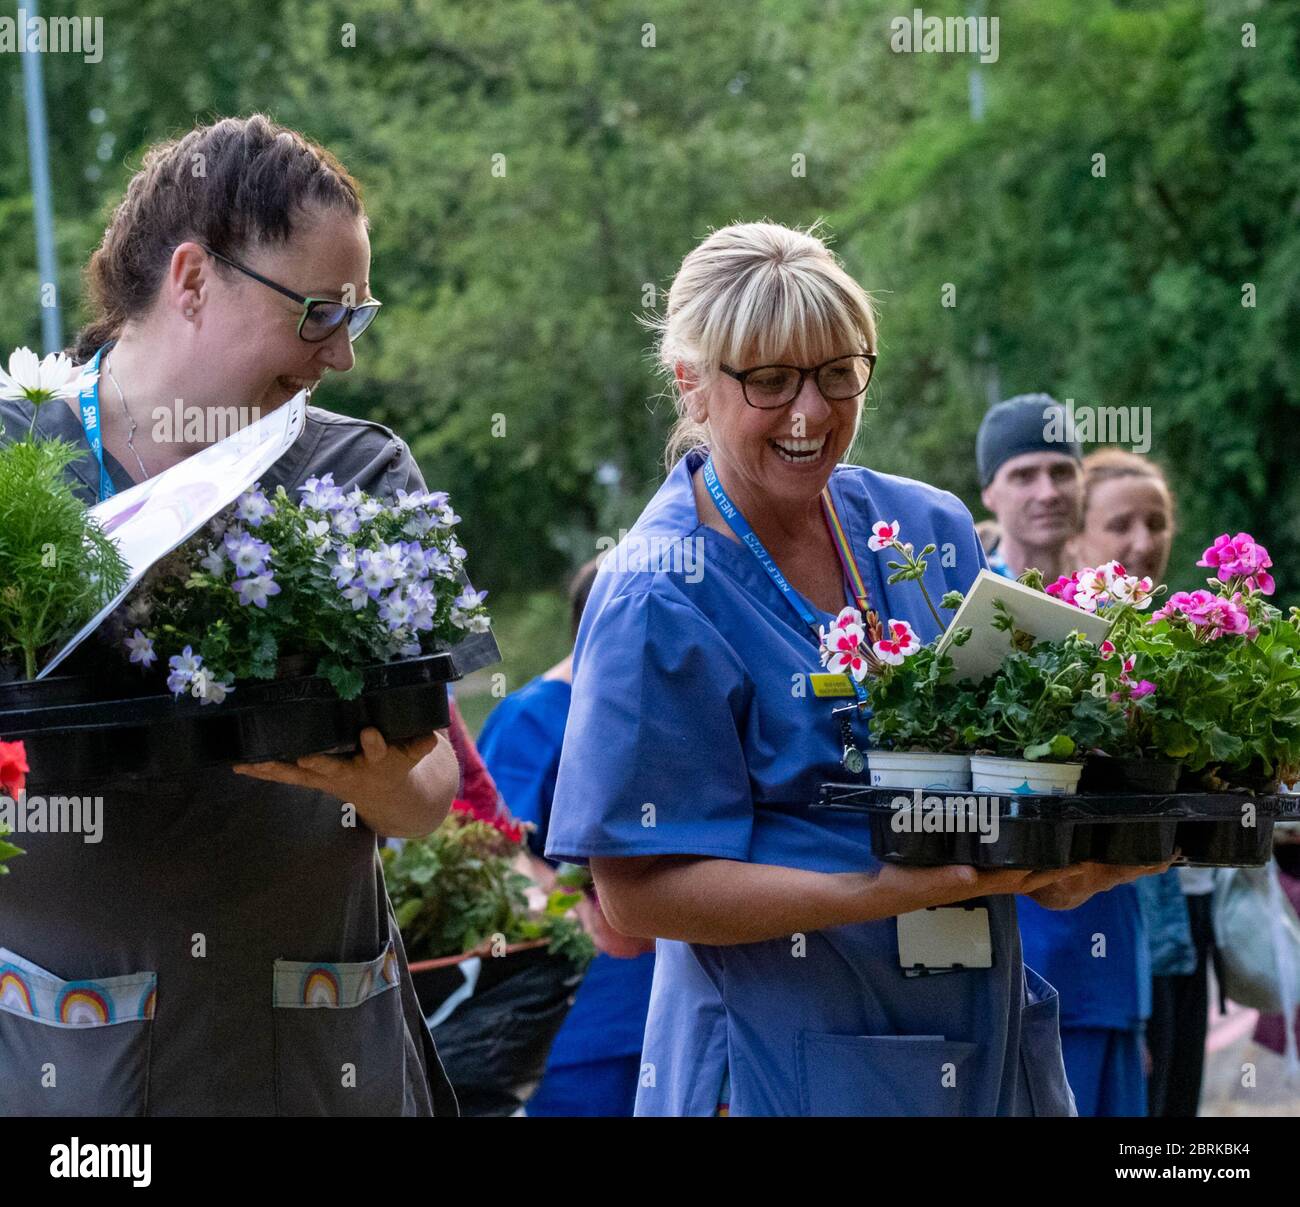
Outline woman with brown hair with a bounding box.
[0,115,461,1116]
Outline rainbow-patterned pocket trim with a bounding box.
[273,939,400,1009]
[0,947,157,1029]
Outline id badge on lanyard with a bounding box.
[897,906,994,976]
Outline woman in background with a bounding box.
[477,557,656,1116]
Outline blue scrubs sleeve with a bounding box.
[546,587,754,864]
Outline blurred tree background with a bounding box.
[2,0,1296,726]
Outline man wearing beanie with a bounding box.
[977,393,1083,580]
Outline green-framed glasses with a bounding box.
[201,245,382,343]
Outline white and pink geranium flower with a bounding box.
[867,520,900,552]
[818,606,870,680]
[873,618,920,666]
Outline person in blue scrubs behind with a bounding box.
[545,222,1168,1117]
[478,557,656,1116]
[977,403,1154,1116]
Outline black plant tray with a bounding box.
[813,783,1300,870]
[0,630,500,785]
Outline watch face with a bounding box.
[843,747,865,774]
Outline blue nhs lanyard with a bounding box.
[79,343,115,502]
[701,454,869,708]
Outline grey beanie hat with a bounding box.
[976,393,1082,488]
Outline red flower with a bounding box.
[0,740,29,797]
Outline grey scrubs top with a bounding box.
[0,394,458,1117]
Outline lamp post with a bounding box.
[20,0,63,354]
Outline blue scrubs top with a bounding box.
[477,678,655,1070]
[546,449,1076,1116]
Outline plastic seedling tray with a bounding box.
[0,630,500,786]
[813,783,1300,870]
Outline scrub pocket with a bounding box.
[0,947,156,1117]
[1017,964,1076,1117]
[796,1031,979,1117]
[272,940,406,1117]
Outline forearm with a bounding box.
[593,856,871,946]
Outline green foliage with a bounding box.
[382,812,594,966]
[1115,610,1300,789]
[867,629,980,753]
[0,827,21,873]
[968,632,1125,761]
[0,436,129,678]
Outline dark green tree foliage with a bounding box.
[2,0,1295,597]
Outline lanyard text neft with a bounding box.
[701,455,874,713]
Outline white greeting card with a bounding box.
[938,569,1112,682]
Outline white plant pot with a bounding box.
[969,755,1082,796]
[867,750,972,791]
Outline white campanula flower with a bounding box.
[235,487,272,528]
[425,548,453,578]
[448,541,467,562]
[407,581,437,630]
[398,541,430,578]
[190,667,235,706]
[124,629,157,668]
[437,504,461,528]
[0,346,92,404]
[167,646,203,695]
[402,510,435,538]
[199,544,226,577]
[357,547,397,597]
[331,507,361,537]
[341,582,370,611]
[453,587,489,612]
[355,495,385,523]
[299,473,346,512]
[379,588,414,632]
[306,518,331,543]
[233,573,281,609]
[223,530,272,578]
[330,548,357,587]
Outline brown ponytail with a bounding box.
[71,115,365,362]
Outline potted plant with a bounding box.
[1032,561,1180,792]
[1124,535,1300,794]
[864,632,981,789]
[2,475,497,780]
[824,520,978,789]
[0,349,129,683]
[966,620,1126,796]
[383,806,594,1117]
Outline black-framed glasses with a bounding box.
[201,245,382,343]
[720,352,877,410]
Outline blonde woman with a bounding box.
[545,222,1165,1116]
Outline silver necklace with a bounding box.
[104,354,151,481]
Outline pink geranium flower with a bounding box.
[1099,640,1116,661]
[1046,575,1081,607]
[873,618,920,666]
[1198,532,1275,595]
[1153,589,1254,640]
